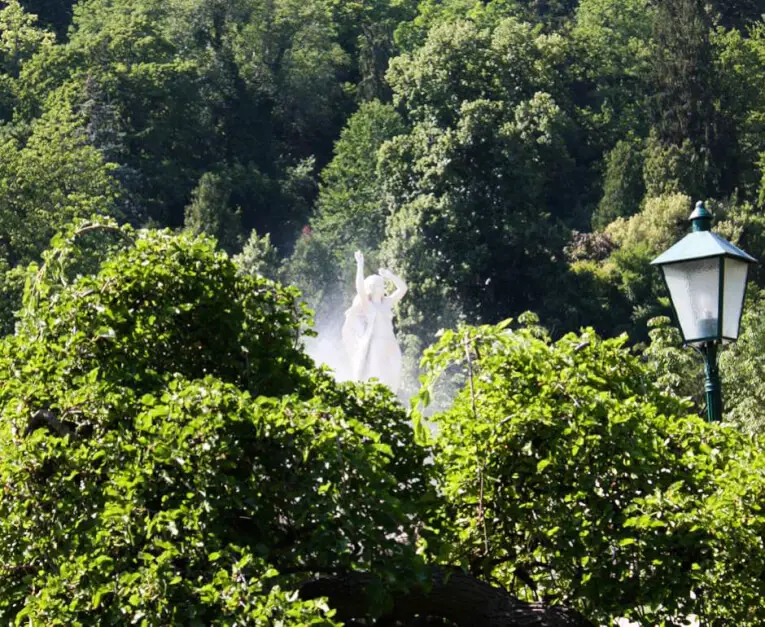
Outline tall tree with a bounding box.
[571,0,655,144]
[184,171,243,254]
[0,99,120,265]
[10,0,350,242]
[0,0,54,119]
[649,0,738,199]
[381,17,575,347]
[18,0,76,37]
[592,138,646,229]
[313,100,405,258]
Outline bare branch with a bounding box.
[25,409,74,438]
[300,566,595,627]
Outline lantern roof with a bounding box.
[651,230,757,266]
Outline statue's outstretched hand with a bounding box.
[354,250,364,266]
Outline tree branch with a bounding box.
[25,409,75,438]
[72,223,134,243]
[300,566,595,627]
[0,564,36,584]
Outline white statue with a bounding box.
[342,250,407,393]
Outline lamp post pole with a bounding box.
[701,343,722,423]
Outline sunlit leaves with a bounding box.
[418,316,765,624]
[0,226,426,623]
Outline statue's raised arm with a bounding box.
[354,250,368,313]
[342,252,406,393]
[378,268,407,305]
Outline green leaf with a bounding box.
[619,537,637,547]
[537,458,553,472]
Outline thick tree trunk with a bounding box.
[300,567,595,627]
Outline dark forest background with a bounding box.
[3,0,765,422]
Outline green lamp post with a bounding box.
[651,201,757,423]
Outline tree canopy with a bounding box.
[2,0,765,351]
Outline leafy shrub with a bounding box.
[417,316,765,625]
[0,223,426,624]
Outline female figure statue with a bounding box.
[342,250,407,393]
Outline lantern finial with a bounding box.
[689,200,713,232]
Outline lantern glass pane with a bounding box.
[662,258,720,344]
[722,257,749,341]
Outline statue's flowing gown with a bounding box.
[342,298,402,392]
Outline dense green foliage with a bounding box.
[417,317,765,625]
[0,226,427,624]
[4,0,765,621]
[3,231,765,624]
